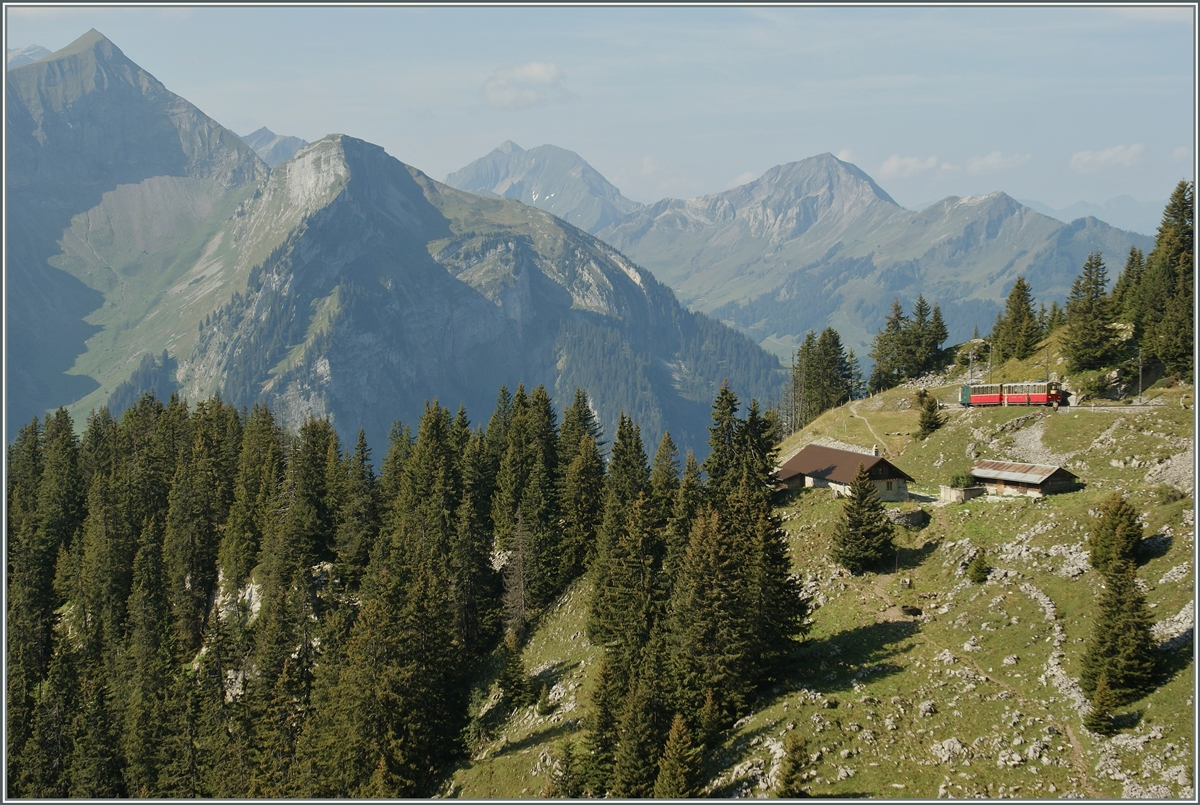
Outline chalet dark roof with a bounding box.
[776,444,913,485]
[970,460,1078,485]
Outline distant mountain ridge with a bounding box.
[444,141,643,234]
[6,30,781,456]
[592,154,1153,358]
[240,126,309,167]
[1017,195,1165,238]
[6,45,52,69]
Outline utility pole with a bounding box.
[1138,349,1143,405]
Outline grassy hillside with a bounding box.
[447,349,1195,798]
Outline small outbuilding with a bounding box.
[776,444,913,502]
[968,460,1080,498]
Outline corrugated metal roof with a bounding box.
[776,444,914,485]
[969,460,1077,485]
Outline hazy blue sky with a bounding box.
[6,4,1195,211]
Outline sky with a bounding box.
[5,4,1196,213]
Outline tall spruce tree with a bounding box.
[991,276,1041,362]
[653,713,700,798]
[1142,181,1194,378]
[1063,251,1117,371]
[1087,492,1143,574]
[1079,560,1156,703]
[830,464,895,574]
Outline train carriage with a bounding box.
[960,381,1062,407]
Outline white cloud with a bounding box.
[483,61,570,110]
[965,151,1032,175]
[1069,143,1145,173]
[836,148,853,162]
[879,154,938,179]
[1108,7,1194,23]
[1169,145,1192,162]
[640,156,658,175]
[731,171,758,187]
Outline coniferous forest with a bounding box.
[6,383,803,798]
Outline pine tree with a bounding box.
[1083,673,1118,735]
[559,433,605,581]
[449,429,502,660]
[649,431,681,530]
[1111,246,1146,326]
[774,729,811,798]
[7,417,49,786]
[332,429,379,591]
[663,451,703,588]
[1063,251,1117,371]
[664,507,751,737]
[544,741,584,798]
[904,295,934,376]
[916,392,944,439]
[219,403,283,598]
[869,299,908,390]
[118,517,173,798]
[581,654,620,796]
[653,713,700,798]
[1141,181,1194,378]
[927,304,949,370]
[610,641,669,798]
[499,630,532,709]
[830,464,895,574]
[702,384,742,501]
[1087,492,1143,574]
[1079,561,1156,703]
[991,276,1040,362]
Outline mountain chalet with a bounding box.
[775,444,913,502]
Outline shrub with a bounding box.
[948,471,975,489]
[1071,370,1107,399]
[966,550,991,584]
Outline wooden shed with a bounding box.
[776,444,913,502]
[969,460,1080,498]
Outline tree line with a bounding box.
[6,381,803,798]
[965,180,1193,385]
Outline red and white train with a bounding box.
[959,381,1063,407]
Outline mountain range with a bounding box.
[447,147,1153,360]
[239,126,309,167]
[5,30,780,455]
[444,140,643,234]
[6,44,52,70]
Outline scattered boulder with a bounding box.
[919,700,938,717]
[935,649,958,665]
[930,737,968,764]
[963,636,982,652]
[1002,654,1019,666]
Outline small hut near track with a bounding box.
[968,459,1080,498]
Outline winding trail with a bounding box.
[850,401,890,456]
[859,573,1101,798]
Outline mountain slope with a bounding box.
[8,31,779,453]
[597,155,1153,358]
[185,135,781,455]
[5,29,268,434]
[240,126,309,166]
[445,141,643,234]
[6,45,52,70]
